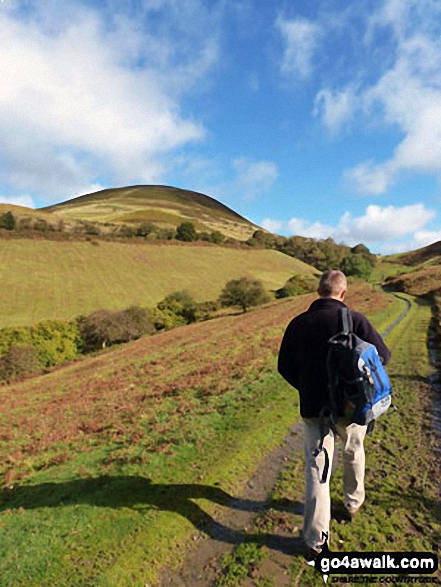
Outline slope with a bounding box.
[0,239,317,327]
[0,283,402,587]
[42,185,260,240]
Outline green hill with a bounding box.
[41,185,260,240]
[0,239,317,327]
[387,240,441,267]
[378,240,441,296]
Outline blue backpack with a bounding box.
[327,307,392,428]
[314,307,392,483]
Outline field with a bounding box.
[0,283,410,586]
[0,239,317,327]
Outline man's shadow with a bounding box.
[0,476,305,555]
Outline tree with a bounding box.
[157,291,198,324]
[176,221,198,242]
[275,274,318,298]
[219,277,268,313]
[0,212,16,230]
[350,243,376,267]
[77,306,153,351]
[340,254,373,280]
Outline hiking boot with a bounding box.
[303,543,321,562]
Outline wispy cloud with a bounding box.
[276,16,322,79]
[310,0,441,195]
[232,158,279,202]
[313,87,356,135]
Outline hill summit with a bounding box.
[42,185,260,240]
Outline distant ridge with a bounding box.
[42,185,260,240]
[389,240,441,266]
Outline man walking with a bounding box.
[278,270,391,559]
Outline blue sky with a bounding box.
[1,0,441,253]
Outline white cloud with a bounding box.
[271,203,437,251]
[232,158,279,201]
[261,218,283,233]
[411,229,441,249]
[349,203,435,241]
[343,161,395,196]
[0,194,36,208]
[277,16,322,78]
[0,1,220,203]
[287,217,334,240]
[313,88,356,135]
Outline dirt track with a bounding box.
[159,294,415,587]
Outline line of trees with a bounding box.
[247,230,376,279]
[0,276,278,383]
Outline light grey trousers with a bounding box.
[303,417,367,550]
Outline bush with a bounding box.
[157,291,198,325]
[219,277,269,313]
[209,230,225,244]
[340,254,373,280]
[136,222,156,238]
[77,306,154,351]
[0,212,16,230]
[0,346,42,381]
[176,222,198,242]
[275,274,318,298]
[150,307,188,331]
[0,321,81,368]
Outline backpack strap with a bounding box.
[341,306,353,335]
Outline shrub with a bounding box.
[340,254,373,280]
[151,307,188,331]
[196,300,220,320]
[155,228,175,240]
[157,291,198,325]
[0,321,81,368]
[77,306,154,351]
[176,221,198,242]
[136,222,156,238]
[0,346,42,381]
[209,230,225,244]
[219,277,269,313]
[33,218,49,232]
[275,274,318,298]
[0,212,16,230]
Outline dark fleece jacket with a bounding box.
[277,297,391,418]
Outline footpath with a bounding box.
[160,295,441,587]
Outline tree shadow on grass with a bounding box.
[0,476,305,556]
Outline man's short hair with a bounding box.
[318,270,347,297]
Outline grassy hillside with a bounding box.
[388,240,441,267]
[0,283,402,587]
[42,185,260,240]
[0,239,317,327]
[384,265,441,296]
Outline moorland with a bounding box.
[0,185,440,586]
